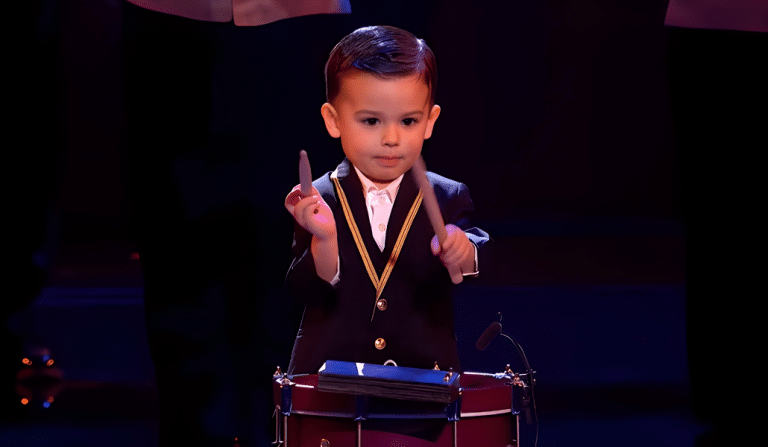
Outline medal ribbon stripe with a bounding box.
[331,176,422,321]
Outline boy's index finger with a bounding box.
[299,150,313,197]
[285,186,304,210]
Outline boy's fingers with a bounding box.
[445,247,469,267]
[448,264,463,284]
[290,196,311,221]
[430,235,441,255]
[441,251,458,266]
[431,237,464,284]
[285,188,304,213]
[301,199,320,219]
[286,185,322,209]
[443,248,465,267]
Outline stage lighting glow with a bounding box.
[21,398,29,405]
[46,359,55,366]
[42,401,51,408]
[22,358,32,365]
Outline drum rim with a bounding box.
[277,371,514,419]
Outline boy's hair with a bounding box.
[325,25,437,105]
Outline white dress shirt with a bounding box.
[354,166,404,252]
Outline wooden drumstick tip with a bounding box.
[299,150,313,197]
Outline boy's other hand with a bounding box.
[430,224,474,275]
[285,185,336,241]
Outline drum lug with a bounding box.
[354,395,368,422]
[274,370,293,446]
[510,373,528,416]
[445,392,462,422]
[278,374,293,415]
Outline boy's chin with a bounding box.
[367,174,399,185]
[361,169,405,187]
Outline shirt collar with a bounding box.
[354,166,403,202]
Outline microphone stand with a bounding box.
[478,315,539,447]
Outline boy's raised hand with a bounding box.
[286,185,339,283]
[431,224,475,277]
[285,185,336,241]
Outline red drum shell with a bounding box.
[273,372,517,446]
[459,373,513,415]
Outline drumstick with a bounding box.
[411,157,463,284]
[299,150,313,196]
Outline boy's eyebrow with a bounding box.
[354,110,425,116]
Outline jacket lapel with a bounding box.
[336,160,388,270]
[383,169,419,259]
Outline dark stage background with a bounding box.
[5,0,764,446]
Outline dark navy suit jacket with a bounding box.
[286,159,489,375]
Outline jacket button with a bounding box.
[374,338,386,350]
[376,299,388,311]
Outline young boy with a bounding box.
[284,25,489,376]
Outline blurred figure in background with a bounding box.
[5,0,61,424]
[122,1,350,446]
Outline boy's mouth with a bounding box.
[374,156,402,168]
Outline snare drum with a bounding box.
[272,372,519,447]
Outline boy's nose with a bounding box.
[381,125,399,146]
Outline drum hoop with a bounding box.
[460,409,512,418]
[284,408,512,419]
[278,371,514,419]
[290,410,361,418]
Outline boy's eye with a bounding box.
[362,118,379,126]
[402,118,418,126]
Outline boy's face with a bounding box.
[321,71,440,188]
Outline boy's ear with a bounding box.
[424,104,441,140]
[321,103,341,138]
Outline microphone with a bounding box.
[475,321,502,351]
